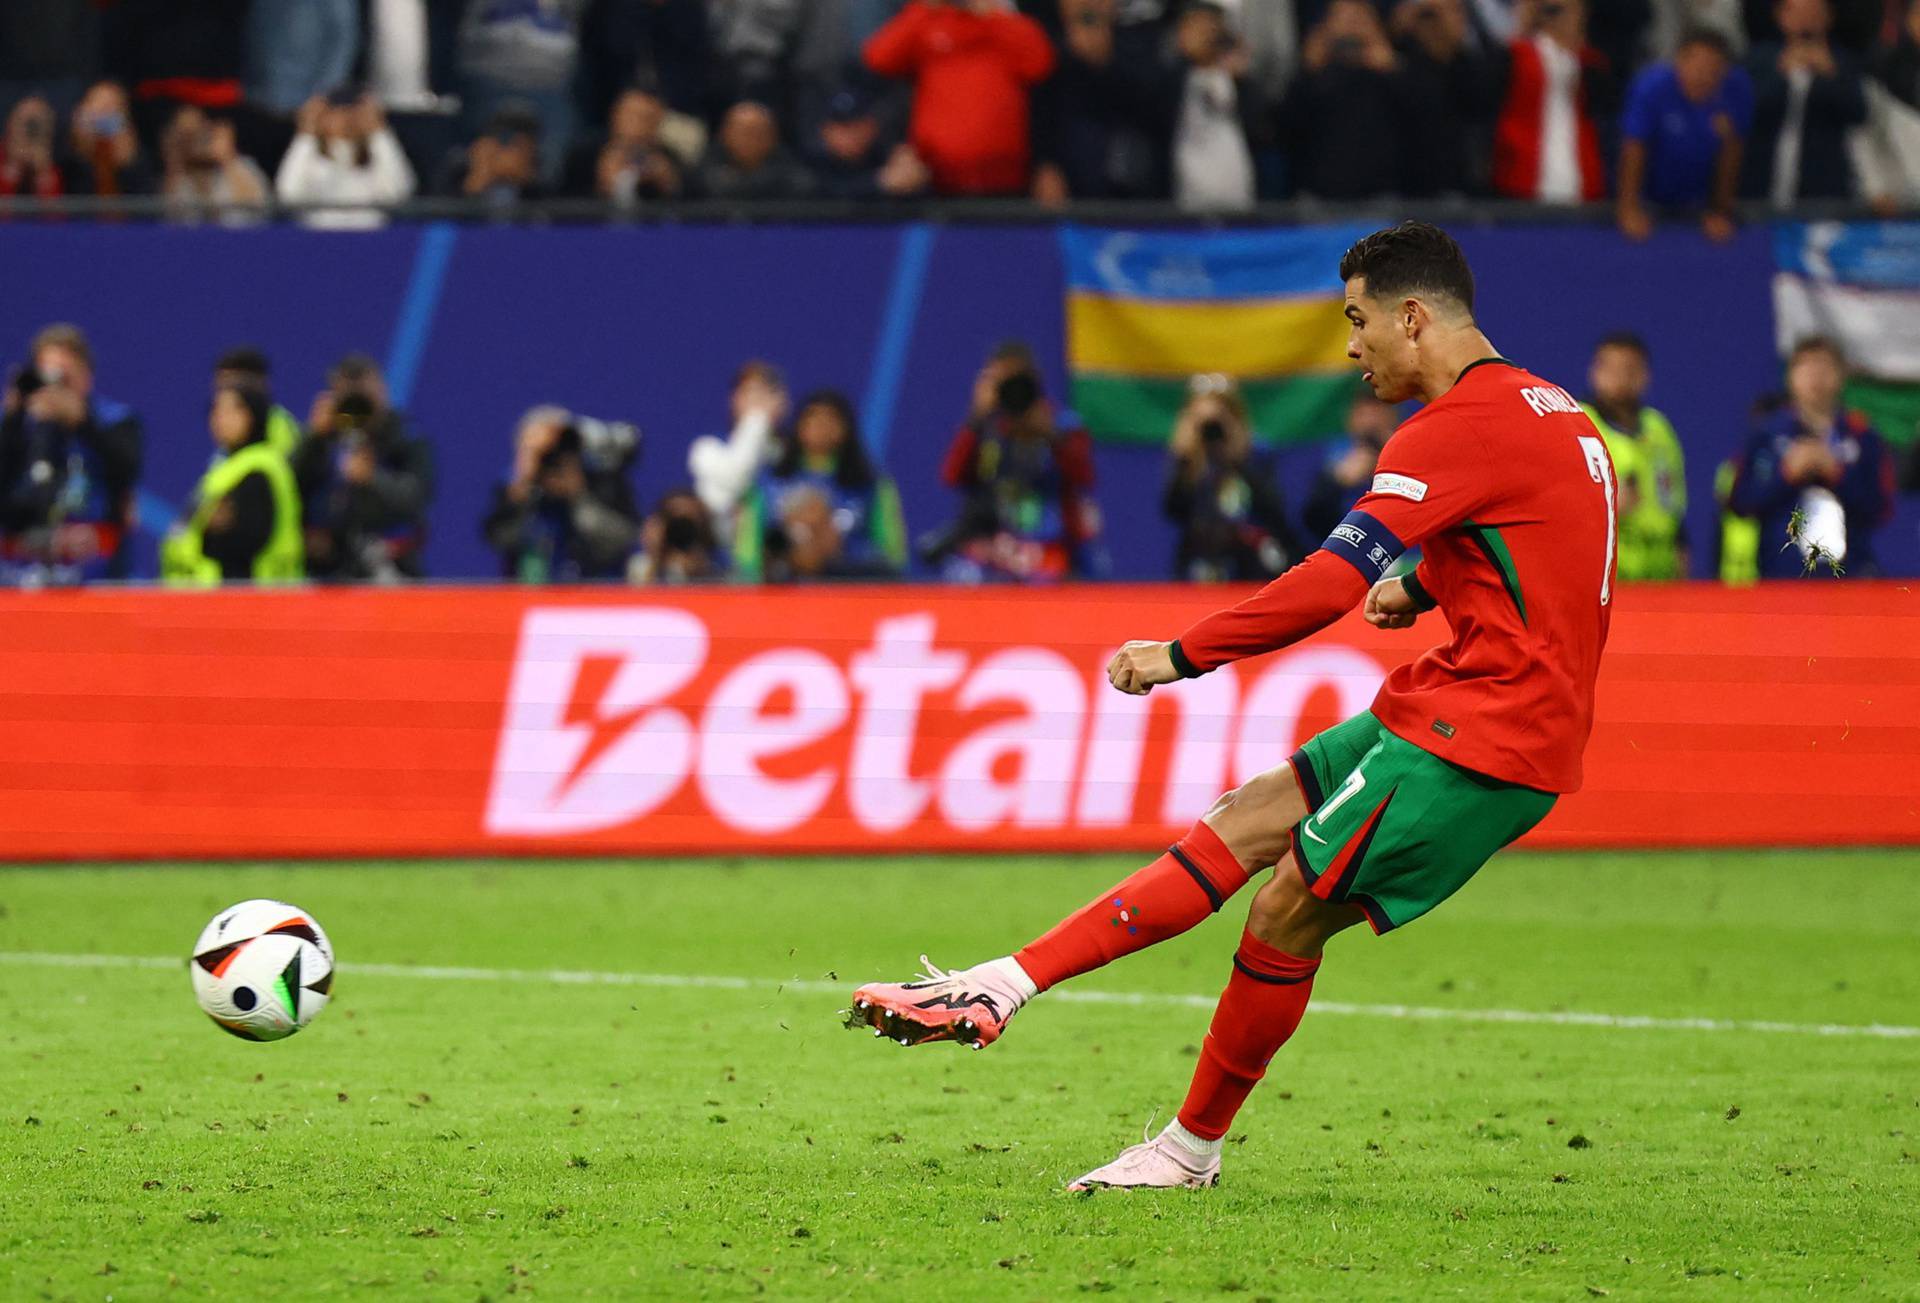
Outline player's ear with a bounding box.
[1402,298,1424,339]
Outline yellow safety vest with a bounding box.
[161,441,305,584]
[1581,403,1687,581]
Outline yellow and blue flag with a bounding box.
[1062,225,1369,444]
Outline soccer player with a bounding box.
[845,221,1617,1189]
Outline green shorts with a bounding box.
[1288,711,1556,934]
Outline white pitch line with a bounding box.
[3,950,1916,1041]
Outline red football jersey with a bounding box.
[1175,359,1616,792]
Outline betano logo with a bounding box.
[485,608,1385,839]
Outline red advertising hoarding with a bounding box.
[0,583,1914,860]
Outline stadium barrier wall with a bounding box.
[14,220,1893,583]
[1,583,1914,861]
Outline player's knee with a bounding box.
[1203,767,1307,868]
[1244,868,1348,956]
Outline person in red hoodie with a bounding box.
[863,0,1055,196]
[1491,0,1617,202]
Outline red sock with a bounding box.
[1176,930,1320,1141]
[1013,822,1254,993]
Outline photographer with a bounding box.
[1161,374,1300,582]
[158,104,270,225]
[276,90,417,230]
[1728,336,1894,577]
[160,383,303,585]
[929,340,1103,582]
[0,323,142,584]
[733,390,908,582]
[1,96,67,199]
[483,405,641,582]
[629,487,723,584]
[293,353,433,581]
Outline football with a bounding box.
[189,899,335,1041]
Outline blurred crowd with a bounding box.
[8,0,1920,228]
[2,320,1911,587]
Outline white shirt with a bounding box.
[275,129,417,231]
[1175,68,1255,212]
[1534,35,1582,202]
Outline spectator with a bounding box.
[928,341,1103,582]
[708,0,855,113]
[802,83,931,200]
[1616,28,1749,241]
[864,0,1055,196]
[98,0,248,138]
[1171,0,1258,210]
[734,390,909,581]
[0,324,142,583]
[689,361,790,536]
[1740,0,1867,204]
[161,383,304,584]
[1579,332,1689,580]
[484,406,642,581]
[1587,0,1653,84]
[1,96,67,200]
[63,81,155,197]
[1162,374,1301,581]
[1281,0,1419,199]
[158,105,270,225]
[629,487,724,583]
[561,83,692,203]
[294,353,433,581]
[695,100,817,200]
[212,346,303,457]
[245,0,360,114]
[277,91,418,229]
[456,0,587,181]
[1031,0,1177,203]
[1855,0,1920,211]
[1390,0,1503,196]
[1302,392,1396,540]
[439,103,548,204]
[1728,336,1895,577]
[1490,0,1615,202]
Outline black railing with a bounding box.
[0,195,1906,227]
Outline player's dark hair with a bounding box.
[216,344,271,379]
[1675,25,1733,58]
[1338,222,1475,316]
[1788,334,1846,366]
[1594,331,1650,362]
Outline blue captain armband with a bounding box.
[1322,510,1407,583]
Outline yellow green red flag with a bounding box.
[1061,225,1368,444]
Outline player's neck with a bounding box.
[1415,328,1501,404]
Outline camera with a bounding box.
[1198,417,1229,446]
[571,415,641,474]
[994,371,1041,417]
[334,391,376,430]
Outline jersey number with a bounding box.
[1577,435,1617,607]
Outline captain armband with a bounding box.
[1321,509,1407,584]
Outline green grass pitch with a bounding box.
[2,851,1918,1301]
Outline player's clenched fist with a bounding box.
[1364,576,1421,630]
[1106,640,1178,695]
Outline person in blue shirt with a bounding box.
[734,390,907,582]
[1729,336,1896,578]
[1616,27,1751,242]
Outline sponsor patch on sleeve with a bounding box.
[1370,472,1429,502]
[1321,509,1406,582]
